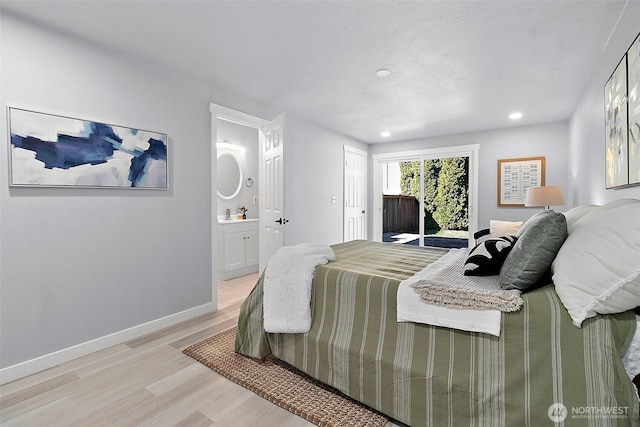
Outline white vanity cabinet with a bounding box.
[220,219,259,280]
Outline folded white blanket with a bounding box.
[397,284,503,336]
[409,248,523,312]
[397,248,520,337]
[263,243,336,333]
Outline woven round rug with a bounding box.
[183,327,388,427]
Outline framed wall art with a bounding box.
[628,33,640,185]
[7,107,168,189]
[497,156,545,207]
[604,56,629,188]
[604,32,640,189]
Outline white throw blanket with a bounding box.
[397,248,522,337]
[263,243,336,333]
[409,248,523,312]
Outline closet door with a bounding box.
[344,146,367,241]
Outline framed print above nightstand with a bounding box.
[497,157,545,207]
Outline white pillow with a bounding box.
[552,199,640,327]
[490,220,523,237]
[562,204,598,234]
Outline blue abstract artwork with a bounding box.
[8,108,168,189]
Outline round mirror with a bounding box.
[217,151,243,200]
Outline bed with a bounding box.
[235,201,640,426]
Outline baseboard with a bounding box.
[0,302,216,385]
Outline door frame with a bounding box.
[372,144,479,247]
[210,103,269,309]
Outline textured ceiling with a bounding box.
[0,1,628,143]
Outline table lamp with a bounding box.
[525,186,565,210]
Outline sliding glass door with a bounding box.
[373,145,479,249]
[382,161,421,244]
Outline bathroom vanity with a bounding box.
[219,218,259,280]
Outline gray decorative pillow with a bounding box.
[499,210,567,291]
[464,236,517,276]
[515,209,555,237]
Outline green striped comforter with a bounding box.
[235,240,639,426]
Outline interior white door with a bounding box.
[259,114,286,272]
[344,146,367,241]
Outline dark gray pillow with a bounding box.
[499,210,567,291]
[464,236,517,276]
[515,209,555,238]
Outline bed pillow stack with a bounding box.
[499,210,567,291]
[463,235,517,276]
[562,204,598,233]
[463,220,523,276]
[552,198,640,327]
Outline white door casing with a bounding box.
[259,113,286,272]
[344,146,367,241]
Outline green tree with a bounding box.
[398,157,469,231]
[423,159,441,214]
[399,161,420,197]
[432,157,468,230]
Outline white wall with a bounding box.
[0,12,368,374]
[369,121,570,233]
[0,14,212,368]
[285,114,368,245]
[569,1,640,204]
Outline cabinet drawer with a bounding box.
[222,221,258,233]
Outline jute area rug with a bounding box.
[183,327,388,427]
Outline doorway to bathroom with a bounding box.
[210,104,287,308]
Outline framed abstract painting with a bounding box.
[604,55,628,189]
[8,108,168,189]
[628,33,640,185]
[604,32,640,189]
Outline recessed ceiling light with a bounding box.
[381,131,391,137]
[376,69,392,77]
[509,112,523,120]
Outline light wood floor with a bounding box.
[216,273,259,309]
[0,273,317,427]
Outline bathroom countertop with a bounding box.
[217,218,259,224]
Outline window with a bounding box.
[372,144,479,248]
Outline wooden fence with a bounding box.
[383,195,419,233]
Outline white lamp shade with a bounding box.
[525,186,565,208]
